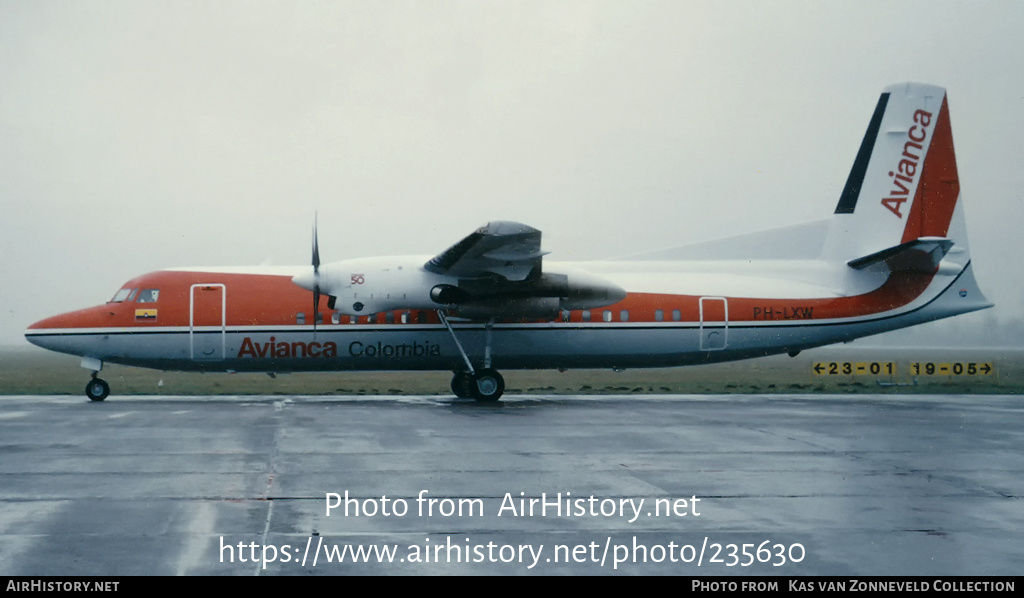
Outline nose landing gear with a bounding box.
[80,358,109,401]
[85,373,110,402]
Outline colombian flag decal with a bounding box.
[135,309,158,321]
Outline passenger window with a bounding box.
[672,309,681,321]
[620,310,629,322]
[603,310,612,322]
[401,311,410,324]
[385,312,395,324]
[582,310,591,322]
[561,310,570,322]
[136,289,160,303]
[332,312,341,324]
[297,312,306,325]
[655,309,664,321]
[417,311,428,324]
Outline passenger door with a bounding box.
[190,284,226,361]
[699,296,728,351]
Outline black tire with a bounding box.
[85,378,110,402]
[450,372,475,398]
[472,369,504,402]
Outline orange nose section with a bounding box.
[25,304,128,356]
[27,305,121,331]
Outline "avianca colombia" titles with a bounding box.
[237,337,443,359]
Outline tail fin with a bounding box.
[826,83,964,264]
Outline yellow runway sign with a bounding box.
[910,362,992,376]
[813,362,896,376]
[813,361,994,377]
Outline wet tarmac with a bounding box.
[0,393,1020,575]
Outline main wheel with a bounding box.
[450,372,475,398]
[85,378,110,402]
[471,368,504,402]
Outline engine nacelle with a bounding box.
[439,270,626,320]
[429,284,470,305]
[293,257,626,319]
[453,297,561,320]
[295,256,447,316]
[555,269,627,310]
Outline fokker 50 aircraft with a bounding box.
[26,83,992,401]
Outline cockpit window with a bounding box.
[110,288,138,303]
[137,289,160,303]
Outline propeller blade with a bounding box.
[312,213,321,272]
[313,286,321,332]
[311,213,321,335]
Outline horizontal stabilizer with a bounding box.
[847,237,953,272]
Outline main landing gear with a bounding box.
[439,311,505,402]
[85,373,110,402]
[450,368,505,402]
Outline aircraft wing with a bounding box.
[423,221,547,282]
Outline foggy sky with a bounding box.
[2,1,1022,346]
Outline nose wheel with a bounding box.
[85,375,110,402]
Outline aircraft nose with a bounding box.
[25,305,122,356]
[24,322,45,349]
[26,313,64,334]
[24,313,74,351]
